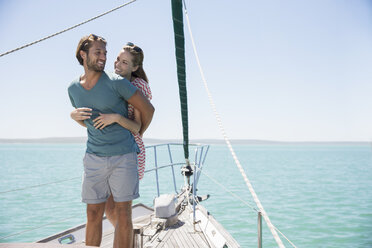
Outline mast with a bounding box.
[171,0,190,165]
[171,0,194,183]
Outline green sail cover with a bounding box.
[171,0,189,159]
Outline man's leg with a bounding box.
[86,202,106,247]
[109,152,139,248]
[105,195,117,226]
[113,201,133,248]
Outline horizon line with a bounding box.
[0,136,370,144]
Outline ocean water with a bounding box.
[0,143,372,247]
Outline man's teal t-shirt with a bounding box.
[68,71,140,156]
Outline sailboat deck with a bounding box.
[100,206,211,248]
[0,196,240,248]
[99,202,240,248]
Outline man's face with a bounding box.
[86,41,107,72]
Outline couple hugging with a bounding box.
[68,34,154,248]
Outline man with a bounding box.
[68,34,154,248]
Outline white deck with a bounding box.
[3,195,240,248]
[98,203,239,248]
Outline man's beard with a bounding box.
[86,55,105,72]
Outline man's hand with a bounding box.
[71,108,92,121]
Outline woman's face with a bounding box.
[114,49,138,80]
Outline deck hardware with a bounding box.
[153,146,160,197]
[58,234,75,244]
[258,211,262,248]
[167,144,178,193]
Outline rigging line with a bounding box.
[0,0,137,58]
[200,170,298,248]
[0,213,82,241]
[0,176,80,194]
[195,168,297,248]
[194,167,258,212]
[181,2,286,248]
[274,226,298,248]
[1,160,167,195]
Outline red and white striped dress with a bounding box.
[128,78,152,180]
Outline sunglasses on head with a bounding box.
[89,34,106,42]
[80,34,106,51]
[126,42,142,53]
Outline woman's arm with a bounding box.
[93,113,141,134]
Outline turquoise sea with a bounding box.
[0,143,372,247]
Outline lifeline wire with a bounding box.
[194,167,258,212]
[0,213,82,241]
[195,167,297,248]
[0,177,80,194]
[1,161,161,194]
[274,226,298,248]
[182,1,286,247]
[0,0,137,58]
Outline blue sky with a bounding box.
[0,0,371,141]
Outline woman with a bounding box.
[92,42,152,180]
[70,42,152,227]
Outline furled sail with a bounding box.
[171,0,189,160]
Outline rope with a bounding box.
[1,160,159,194]
[182,2,286,247]
[274,226,298,248]
[0,213,82,241]
[195,167,258,212]
[195,167,298,248]
[0,162,164,194]
[0,157,171,194]
[0,0,137,58]
[0,177,80,194]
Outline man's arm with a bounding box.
[127,90,155,136]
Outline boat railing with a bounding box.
[145,142,211,243]
[144,143,210,198]
[144,143,265,248]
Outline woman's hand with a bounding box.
[93,113,119,130]
[71,108,92,121]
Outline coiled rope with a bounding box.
[182,1,286,247]
[0,0,137,58]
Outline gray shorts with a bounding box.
[82,152,139,204]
